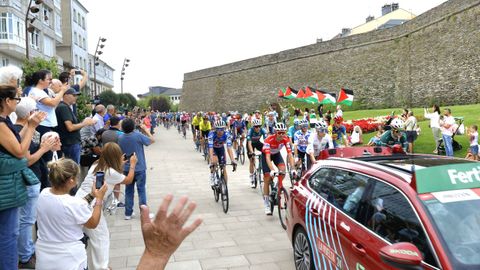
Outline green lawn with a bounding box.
[280,102,480,158]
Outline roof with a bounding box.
[138,86,183,98]
[349,8,416,36]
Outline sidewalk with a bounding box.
[106,126,295,270]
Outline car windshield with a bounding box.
[422,194,480,268]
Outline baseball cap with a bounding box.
[64,88,81,95]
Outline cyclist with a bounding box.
[191,112,202,146]
[262,123,296,215]
[246,118,267,187]
[287,119,300,145]
[175,112,181,131]
[376,118,408,151]
[293,119,312,172]
[180,112,189,135]
[307,120,334,163]
[199,114,212,154]
[264,111,277,135]
[208,120,237,187]
[331,115,348,148]
[232,112,246,159]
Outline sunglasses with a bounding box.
[254,125,261,128]
[277,132,286,135]
[10,97,21,104]
[216,128,224,131]
[316,128,328,133]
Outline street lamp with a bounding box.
[25,0,44,59]
[120,58,130,94]
[93,37,107,97]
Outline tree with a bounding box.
[149,95,171,112]
[76,94,93,122]
[22,57,60,87]
[98,90,119,107]
[118,93,137,109]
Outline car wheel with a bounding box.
[293,227,314,270]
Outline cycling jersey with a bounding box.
[246,127,267,144]
[287,126,298,139]
[264,119,276,135]
[262,135,292,155]
[331,124,347,147]
[199,119,211,131]
[208,130,232,149]
[293,130,311,153]
[192,116,201,126]
[376,130,408,150]
[307,133,334,156]
[232,120,246,133]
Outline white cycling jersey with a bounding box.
[307,133,334,156]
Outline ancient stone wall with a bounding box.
[180,0,480,112]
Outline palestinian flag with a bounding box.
[295,88,306,103]
[337,88,354,106]
[283,86,298,99]
[278,88,286,99]
[316,90,336,104]
[303,86,319,104]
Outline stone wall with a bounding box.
[180,0,480,112]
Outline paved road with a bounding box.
[107,126,295,270]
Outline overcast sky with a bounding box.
[82,0,446,97]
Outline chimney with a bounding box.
[382,3,399,16]
[366,15,375,22]
[341,28,351,36]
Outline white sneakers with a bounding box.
[125,212,154,220]
[124,212,136,220]
[264,199,272,215]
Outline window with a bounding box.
[54,0,61,9]
[0,13,24,42]
[74,31,77,45]
[43,35,54,57]
[42,5,51,26]
[2,58,9,67]
[73,9,77,22]
[75,54,78,67]
[81,17,85,29]
[83,58,86,71]
[357,181,438,267]
[82,37,86,49]
[29,29,39,50]
[54,12,62,37]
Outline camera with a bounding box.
[75,69,82,75]
[95,171,105,189]
[124,153,134,161]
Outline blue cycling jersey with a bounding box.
[232,120,246,132]
[246,127,267,144]
[288,126,298,138]
[294,130,311,153]
[208,130,232,149]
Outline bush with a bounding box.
[98,90,119,107]
[22,57,60,87]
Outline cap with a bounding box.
[64,88,81,95]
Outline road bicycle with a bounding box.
[181,123,187,139]
[269,171,289,230]
[235,137,246,165]
[251,152,262,191]
[203,140,210,164]
[194,131,201,151]
[211,163,236,213]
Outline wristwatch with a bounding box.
[83,193,94,204]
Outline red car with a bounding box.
[285,146,480,270]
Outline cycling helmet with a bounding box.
[390,118,405,130]
[293,119,300,126]
[252,119,262,126]
[214,120,226,129]
[300,119,309,128]
[334,115,343,124]
[315,120,328,130]
[274,122,287,132]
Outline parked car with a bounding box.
[286,146,480,270]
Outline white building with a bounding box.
[0,0,63,67]
[88,53,114,96]
[57,0,88,71]
[138,86,183,105]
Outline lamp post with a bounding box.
[25,0,43,59]
[120,58,130,94]
[93,37,107,97]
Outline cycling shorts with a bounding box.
[261,152,284,173]
[201,130,209,138]
[247,142,263,156]
[194,125,200,131]
[212,147,226,165]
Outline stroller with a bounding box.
[437,117,464,155]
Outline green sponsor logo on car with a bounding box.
[416,163,480,194]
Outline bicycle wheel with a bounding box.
[213,172,220,202]
[239,146,245,165]
[257,165,263,195]
[269,182,276,215]
[277,187,289,230]
[220,177,229,213]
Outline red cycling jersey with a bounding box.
[262,135,292,155]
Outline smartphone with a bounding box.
[75,69,81,75]
[124,153,134,161]
[95,171,105,189]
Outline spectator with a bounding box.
[92,104,106,132]
[367,125,385,146]
[282,106,290,125]
[439,108,456,157]
[35,158,107,270]
[28,70,68,136]
[465,125,478,161]
[55,88,96,163]
[348,125,363,146]
[324,110,332,125]
[143,112,152,133]
[0,65,23,123]
[79,128,104,184]
[335,105,343,118]
[424,105,441,153]
[103,104,115,126]
[264,111,276,135]
[75,143,138,270]
[118,118,155,220]
[293,106,301,119]
[102,116,123,144]
[0,85,44,269]
[58,69,88,92]
[317,104,324,118]
[150,110,157,134]
[404,110,418,153]
[331,116,347,148]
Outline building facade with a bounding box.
[56,0,88,71]
[138,86,182,105]
[88,53,114,96]
[0,0,63,67]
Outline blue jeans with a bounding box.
[18,183,40,262]
[443,134,453,156]
[0,207,19,269]
[124,170,147,216]
[62,143,81,164]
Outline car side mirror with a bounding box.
[379,243,424,270]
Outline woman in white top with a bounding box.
[36,158,107,270]
[404,111,418,153]
[424,105,441,153]
[75,142,137,270]
[307,120,333,164]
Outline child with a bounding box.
[367,125,385,146]
[348,125,363,146]
[465,125,478,160]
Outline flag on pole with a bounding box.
[278,88,286,99]
[303,87,319,104]
[283,87,298,99]
[316,90,336,104]
[337,88,354,106]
